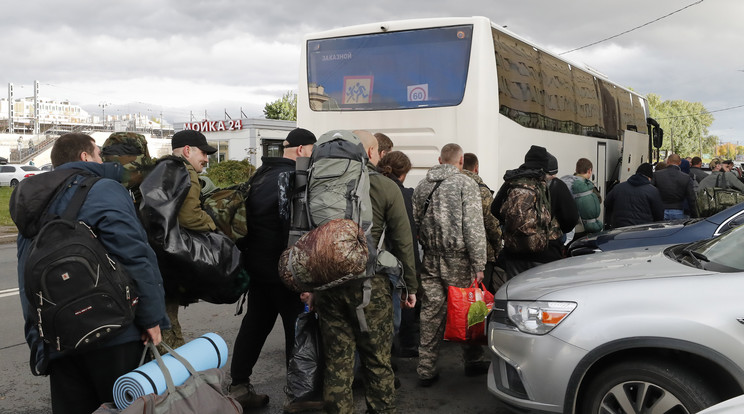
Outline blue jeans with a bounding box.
[664,209,688,220]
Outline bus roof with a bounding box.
[304,16,645,100]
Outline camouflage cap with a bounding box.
[102,132,151,158]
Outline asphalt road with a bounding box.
[0,241,510,413]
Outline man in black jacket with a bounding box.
[605,163,664,227]
[491,147,578,278]
[653,153,698,219]
[229,128,316,410]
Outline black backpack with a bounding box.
[24,176,137,369]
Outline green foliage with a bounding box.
[647,93,716,157]
[205,160,256,188]
[0,187,14,226]
[263,91,297,121]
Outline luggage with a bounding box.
[279,130,378,290]
[500,173,552,253]
[22,175,137,373]
[95,338,241,413]
[285,312,324,407]
[139,157,248,304]
[444,280,494,344]
[202,181,251,243]
[696,173,744,217]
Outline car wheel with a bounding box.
[10,179,19,187]
[581,359,718,414]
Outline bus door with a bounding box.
[596,142,607,200]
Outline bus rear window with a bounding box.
[307,25,473,111]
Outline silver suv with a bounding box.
[487,225,744,413]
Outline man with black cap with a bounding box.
[605,162,664,227]
[171,129,218,232]
[229,127,317,410]
[157,130,219,350]
[491,146,577,278]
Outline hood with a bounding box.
[505,245,710,300]
[11,162,123,239]
[628,173,652,186]
[425,163,460,182]
[503,167,544,182]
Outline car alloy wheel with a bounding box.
[581,360,718,414]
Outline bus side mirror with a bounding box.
[652,127,663,149]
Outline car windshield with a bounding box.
[690,224,744,271]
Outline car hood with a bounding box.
[504,245,711,300]
[579,220,691,244]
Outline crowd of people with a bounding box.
[14,128,743,414]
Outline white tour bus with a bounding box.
[297,16,660,199]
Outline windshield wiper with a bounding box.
[681,245,709,268]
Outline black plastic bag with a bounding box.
[139,157,248,304]
[286,311,324,403]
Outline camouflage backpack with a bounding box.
[101,132,154,206]
[202,181,251,243]
[500,174,553,253]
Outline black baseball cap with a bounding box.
[283,128,317,148]
[171,130,217,154]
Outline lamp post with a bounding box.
[99,102,108,130]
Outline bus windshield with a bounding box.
[307,25,473,111]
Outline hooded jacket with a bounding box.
[605,173,664,227]
[14,162,168,368]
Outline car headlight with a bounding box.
[507,301,577,335]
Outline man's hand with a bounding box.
[142,326,162,346]
[300,292,314,311]
[403,293,417,309]
[475,271,484,283]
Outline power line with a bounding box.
[655,103,744,120]
[559,0,704,55]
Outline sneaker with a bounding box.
[283,399,324,413]
[464,361,491,377]
[417,373,439,387]
[229,382,269,409]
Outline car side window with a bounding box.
[1,166,15,172]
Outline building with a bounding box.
[175,117,297,167]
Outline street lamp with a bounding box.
[99,102,109,130]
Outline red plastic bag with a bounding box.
[444,280,495,344]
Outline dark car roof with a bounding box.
[568,202,744,255]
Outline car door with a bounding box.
[0,166,16,186]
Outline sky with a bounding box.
[2,0,742,142]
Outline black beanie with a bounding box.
[523,145,549,172]
[547,153,559,175]
[636,162,653,179]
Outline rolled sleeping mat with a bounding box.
[112,332,228,409]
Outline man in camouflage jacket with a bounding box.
[313,130,417,413]
[412,143,488,385]
[462,153,505,292]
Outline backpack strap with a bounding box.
[60,176,104,222]
[421,181,443,217]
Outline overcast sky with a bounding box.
[2,0,742,142]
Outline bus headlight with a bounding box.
[507,301,577,335]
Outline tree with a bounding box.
[263,91,297,121]
[205,159,256,187]
[647,94,716,158]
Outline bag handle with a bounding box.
[145,341,205,395]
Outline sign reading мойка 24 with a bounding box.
[184,120,244,132]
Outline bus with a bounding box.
[297,16,661,200]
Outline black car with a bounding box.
[568,202,744,256]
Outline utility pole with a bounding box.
[99,102,109,130]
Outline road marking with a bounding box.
[0,288,19,298]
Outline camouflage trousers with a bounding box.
[418,254,485,380]
[314,277,395,414]
[159,296,185,354]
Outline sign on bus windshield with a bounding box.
[307,25,473,111]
